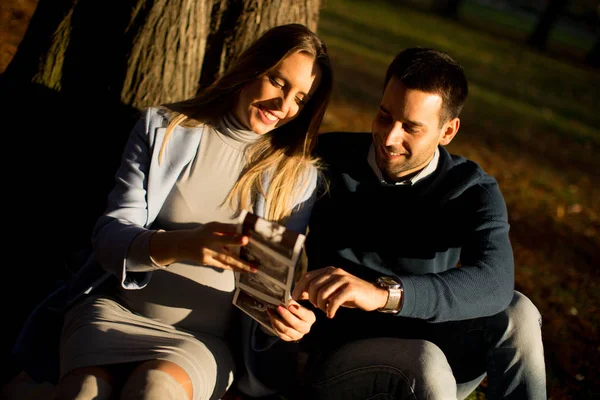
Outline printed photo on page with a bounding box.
[232,210,306,330]
[233,290,277,336]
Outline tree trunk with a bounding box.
[200,0,320,88]
[3,0,320,110]
[528,0,569,50]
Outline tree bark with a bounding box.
[3,0,320,110]
[200,0,320,89]
[528,0,569,50]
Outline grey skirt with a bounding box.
[59,295,236,400]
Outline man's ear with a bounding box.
[439,117,460,146]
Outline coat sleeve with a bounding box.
[91,108,164,289]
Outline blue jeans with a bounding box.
[294,291,546,400]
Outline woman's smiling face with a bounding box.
[234,51,322,135]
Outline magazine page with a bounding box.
[232,210,306,334]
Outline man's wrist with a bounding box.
[376,286,389,310]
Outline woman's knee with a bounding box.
[121,360,192,400]
[57,367,113,400]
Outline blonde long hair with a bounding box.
[158,24,332,224]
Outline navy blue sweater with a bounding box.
[305,132,514,322]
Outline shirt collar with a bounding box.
[368,143,439,186]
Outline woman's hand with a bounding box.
[150,222,258,273]
[266,299,316,342]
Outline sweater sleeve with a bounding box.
[397,181,515,322]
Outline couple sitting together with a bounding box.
[19,23,546,400]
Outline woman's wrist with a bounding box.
[149,229,187,267]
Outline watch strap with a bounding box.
[376,276,403,313]
[385,287,402,311]
[379,287,402,313]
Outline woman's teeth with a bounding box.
[263,108,278,121]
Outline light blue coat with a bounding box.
[17,107,317,396]
[87,106,317,293]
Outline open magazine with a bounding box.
[232,209,305,335]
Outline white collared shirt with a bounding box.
[367,143,439,186]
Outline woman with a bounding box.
[56,23,333,400]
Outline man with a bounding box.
[292,48,547,399]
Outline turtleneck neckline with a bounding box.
[214,113,261,150]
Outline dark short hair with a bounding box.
[384,48,468,124]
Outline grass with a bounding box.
[459,1,596,55]
[401,0,596,55]
[317,0,600,398]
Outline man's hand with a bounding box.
[292,267,389,318]
[266,300,316,342]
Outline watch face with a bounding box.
[378,276,401,288]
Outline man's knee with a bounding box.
[484,291,543,349]
[335,338,454,385]
[412,341,457,397]
[504,291,543,343]
[509,291,542,328]
[307,338,456,399]
[487,292,547,398]
[414,340,451,373]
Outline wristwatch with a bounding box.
[376,276,403,314]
